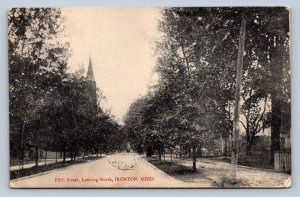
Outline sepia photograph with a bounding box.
[9,7,291,188]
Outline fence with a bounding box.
[274,151,291,172]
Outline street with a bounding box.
[10,152,214,188]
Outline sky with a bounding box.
[62,8,162,123]
[60,8,272,135]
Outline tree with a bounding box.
[9,8,125,168]
[240,93,270,155]
[9,8,69,166]
[124,7,290,175]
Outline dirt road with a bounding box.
[10,152,214,188]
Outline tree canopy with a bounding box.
[9,8,123,166]
[124,7,290,170]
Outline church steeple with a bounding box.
[84,56,97,114]
[87,56,95,81]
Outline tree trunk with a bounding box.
[270,96,282,165]
[20,148,24,169]
[158,148,162,161]
[20,122,26,169]
[246,142,253,156]
[146,147,152,157]
[247,133,256,156]
[63,151,66,162]
[269,32,286,166]
[179,146,182,158]
[192,144,197,172]
[163,148,166,163]
[73,149,76,162]
[225,137,230,156]
[198,144,203,158]
[230,17,247,183]
[245,128,251,155]
[55,151,58,163]
[35,145,39,167]
[83,149,86,159]
[44,150,47,165]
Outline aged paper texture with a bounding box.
[9,7,291,188]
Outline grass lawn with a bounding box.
[212,152,273,169]
[146,157,218,186]
[146,154,290,188]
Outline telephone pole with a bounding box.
[230,17,247,183]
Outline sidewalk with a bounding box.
[176,157,291,188]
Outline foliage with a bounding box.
[9,8,122,165]
[124,7,290,170]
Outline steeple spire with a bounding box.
[87,56,95,81]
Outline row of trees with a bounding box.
[124,7,290,171]
[9,8,124,167]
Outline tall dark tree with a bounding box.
[9,8,69,166]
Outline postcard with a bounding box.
[9,7,291,188]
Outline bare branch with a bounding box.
[254,97,268,131]
[240,120,247,130]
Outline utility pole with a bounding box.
[230,18,247,183]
